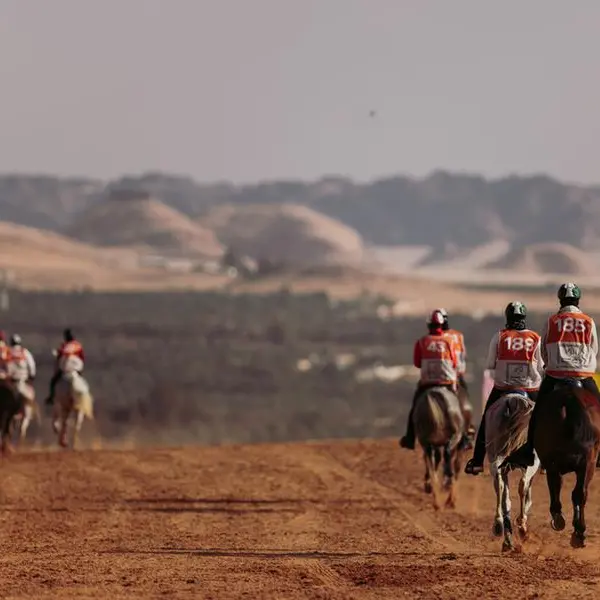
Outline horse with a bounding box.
[0,378,24,456]
[457,382,476,449]
[485,391,540,551]
[533,379,600,548]
[10,380,40,447]
[52,368,94,449]
[413,386,464,510]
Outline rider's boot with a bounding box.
[464,421,486,475]
[45,371,60,406]
[399,412,416,449]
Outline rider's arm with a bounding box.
[533,337,545,378]
[413,340,422,369]
[25,349,36,379]
[485,332,499,371]
[449,339,458,370]
[540,318,549,364]
[591,319,599,357]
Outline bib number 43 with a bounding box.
[427,341,447,353]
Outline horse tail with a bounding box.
[425,392,446,432]
[487,393,531,461]
[562,391,596,447]
[413,388,449,447]
[78,393,94,421]
[72,388,94,420]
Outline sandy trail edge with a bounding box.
[1,439,600,599]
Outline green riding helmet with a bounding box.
[558,282,581,302]
[505,301,527,322]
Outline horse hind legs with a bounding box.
[424,450,441,510]
[442,444,457,509]
[445,483,457,509]
[571,463,592,548]
[571,506,586,548]
[1,436,14,456]
[58,418,68,449]
[424,471,432,494]
[500,470,515,551]
[546,469,566,531]
[502,509,515,552]
[516,464,538,541]
[71,410,86,450]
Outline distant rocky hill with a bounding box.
[66,188,223,258]
[200,203,364,266]
[484,242,597,276]
[2,170,600,261]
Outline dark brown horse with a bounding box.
[0,378,23,456]
[534,379,600,548]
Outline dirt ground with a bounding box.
[2,439,600,599]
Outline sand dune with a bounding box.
[200,203,364,265]
[484,242,598,275]
[66,190,223,258]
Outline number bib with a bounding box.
[497,330,539,361]
[544,311,596,376]
[419,334,456,385]
[493,328,542,390]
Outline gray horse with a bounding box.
[485,392,540,551]
[413,386,464,510]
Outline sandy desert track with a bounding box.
[2,440,600,599]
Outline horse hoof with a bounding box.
[502,537,514,552]
[2,443,14,456]
[445,496,456,509]
[571,532,586,549]
[551,513,566,531]
[424,482,432,494]
[518,525,529,541]
[493,521,504,537]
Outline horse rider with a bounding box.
[0,330,12,379]
[439,308,475,439]
[464,301,543,475]
[506,283,600,468]
[45,328,85,406]
[399,309,462,450]
[8,334,36,391]
[439,308,469,394]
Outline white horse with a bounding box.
[485,391,540,551]
[52,358,94,449]
[10,380,40,446]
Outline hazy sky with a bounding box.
[2,1,600,184]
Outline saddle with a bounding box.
[553,378,583,391]
[509,389,529,397]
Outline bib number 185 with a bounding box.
[556,317,586,333]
